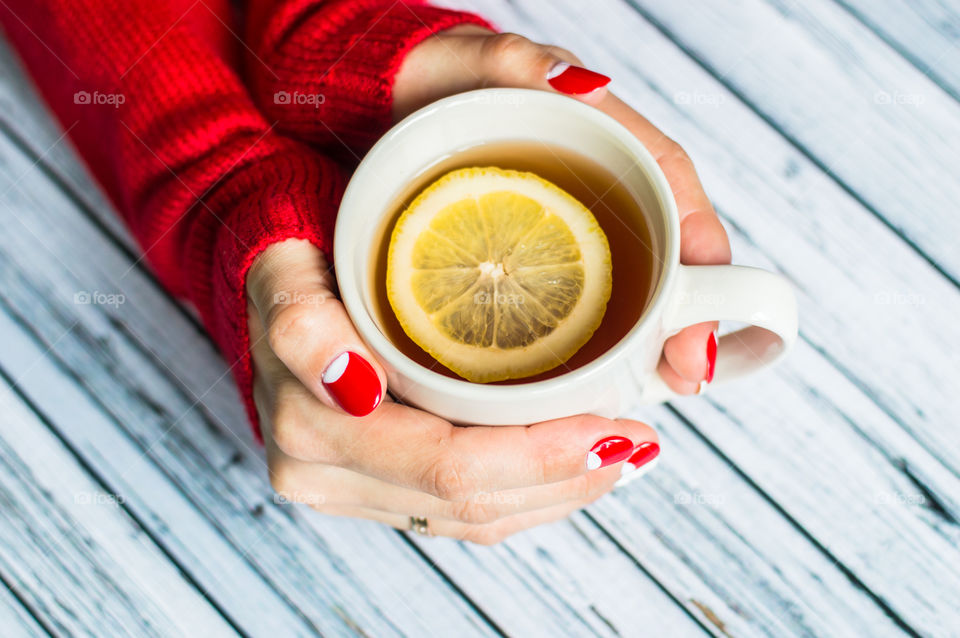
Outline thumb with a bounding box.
[476,33,611,103]
[393,28,610,120]
[247,239,386,417]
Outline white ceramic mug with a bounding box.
[335,88,797,426]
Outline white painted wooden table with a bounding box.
[1,1,958,636]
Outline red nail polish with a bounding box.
[586,436,634,470]
[546,62,610,95]
[322,351,381,416]
[622,442,660,473]
[706,331,717,383]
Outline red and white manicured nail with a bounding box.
[615,442,661,487]
[705,330,718,384]
[586,436,634,470]
[322,351,382,417]
[546,62,611,95]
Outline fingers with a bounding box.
[475,33,611,102]
[657,353,700,395]
[662,323,718,390]
[314,498,595,545]
[272,390,658,498]
[594,94,732,264]
[266,437,653,524]
[655,142,727,391]
[393,29,612,120]
[247,239,385,417]
[592,94,731,392]
[248,245,661,503]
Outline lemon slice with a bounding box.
[386,166,612,382]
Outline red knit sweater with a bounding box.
[0,0,488,439]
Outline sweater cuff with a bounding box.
[250,1,493,154]
[189,147,344,442]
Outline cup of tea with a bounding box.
[335,88,797,425]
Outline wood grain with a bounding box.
[0,379,240,638]
[402,512,709,637]
[836,0,960,100]
[622,0,960,284]
[0,579,52,638]
[2,1,960,636]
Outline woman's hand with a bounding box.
[395,27,731,394]
[246,239,659,543]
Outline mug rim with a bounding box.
[335,88,680,399]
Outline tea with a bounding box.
[369,141,657,383]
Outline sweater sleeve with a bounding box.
[0,0,345,441]
[244,0,493,158]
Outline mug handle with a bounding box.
[637,265,798,403]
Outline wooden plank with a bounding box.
[619,0,960,285]
[401,512,711,637]
[0,581,51,638]
[595,403,913,638]
[0,112,704,636]
[836,0,960,100]
[440,0,960,634]
[312,511,713,637]
[0,316,324,636]
[666,354,960,637]
[0,379,240,638]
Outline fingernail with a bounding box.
[586,436,634,470]
[615,444,661,488]
[322,351,382,416]
[621,442,660,475]
[705,330,718,384]
[546,62,610,95]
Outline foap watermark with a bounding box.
[74,491,125,506]
[674,489,725,507]
[273,90,326,109]
[74,90,126,108]
[873,290,925,306]
[74,290,125,307]
[874,90,925,107]
[473,491,525,506]
[874,490,926,507]
[676,290,725,307]
[475,91,526,107]
[273,491,327,506]
[473,291,525,306]
[273,291,328,306]
[674,90,725,108]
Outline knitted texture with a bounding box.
[0,0,485,440]
[245,0,492,157]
